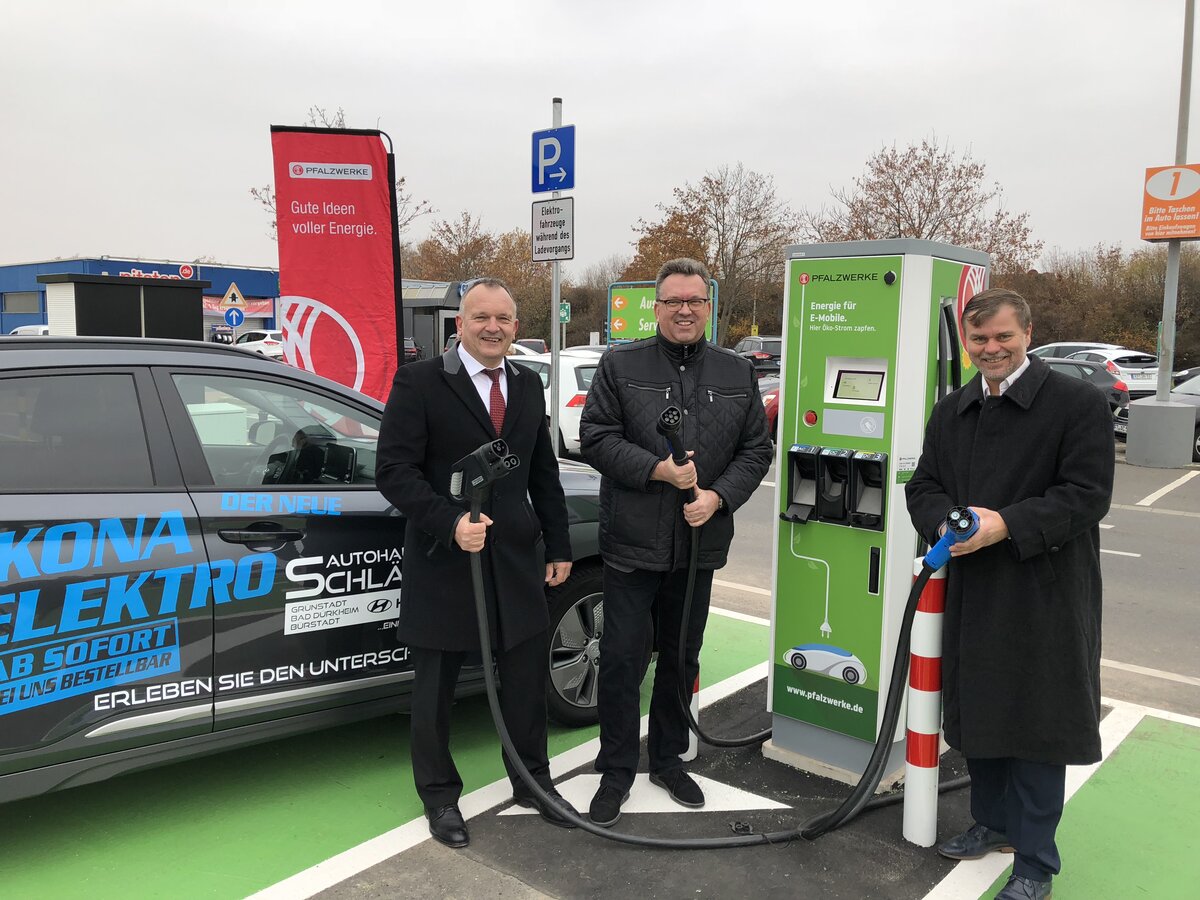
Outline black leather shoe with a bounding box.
[649,769,705,808]
[425,804,469,848]
[588,783,630,827]
[512,787,579,829]
[937,823,1014,860]
[995,874,1052,899]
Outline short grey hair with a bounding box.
[655,258,712,300]
[458,277,517,316]
[962,287,1031,331]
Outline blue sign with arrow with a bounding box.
[531,125,575,194]
[224,308,245,327]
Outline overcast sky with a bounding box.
[3,0,1195,278]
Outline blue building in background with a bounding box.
[0,257,280,336]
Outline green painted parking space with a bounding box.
[0,615,768,900]
[981,715,1200,899]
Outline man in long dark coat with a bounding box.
[376,278,576,848]
[906,288,1114,900]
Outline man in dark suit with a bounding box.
[906,288,1113,900]
[376,278,577,848]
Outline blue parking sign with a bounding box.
[532,125,575,194]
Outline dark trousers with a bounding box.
[595,564,713,791]
[967,756,1066,882]
[409,630,552,809]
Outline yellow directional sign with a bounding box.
[221,282,246,308]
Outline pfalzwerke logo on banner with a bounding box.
[288,161,373,180]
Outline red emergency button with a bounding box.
[803,410,818,427]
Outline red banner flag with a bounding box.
[270,128,399,401]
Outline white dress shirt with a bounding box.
[457,344,508,414]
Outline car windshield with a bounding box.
[761,339,782,355]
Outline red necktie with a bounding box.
[486,368,505,436]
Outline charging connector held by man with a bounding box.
[905,288,1114,900]
[579,258,772,827]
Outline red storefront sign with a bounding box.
[270,129,399,400]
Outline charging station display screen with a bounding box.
[832,370,884,402]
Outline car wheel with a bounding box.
[842,667,861,685]
[1193,426,1200,463]
[558,428,568,458]
[790,653,807,671]
[545,563,604,726]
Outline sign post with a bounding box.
[1128,0,1197,468]
[533,100,575,456]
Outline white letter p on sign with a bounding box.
[538,138,561,187]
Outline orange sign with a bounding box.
[1141,164,1200,241]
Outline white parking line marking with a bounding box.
[248,662,769,900]
[712,578,772,598]
[711,606,771,626]
[1101,658,1200,687]
[760,480,776,488]
[499,772,788,816]
[921,703,1145,900]
[1136,469,1199,506]
[1100,523,1114,529]
[1100,548,1141,557]
[1109,502,1200,519]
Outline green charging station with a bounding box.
[766,240,990,783]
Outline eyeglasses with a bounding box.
[657,298,710,311]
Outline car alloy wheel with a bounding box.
[546,564,604,726]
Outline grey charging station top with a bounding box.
[784,239,991,267]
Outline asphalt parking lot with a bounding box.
[1,449,1196,899]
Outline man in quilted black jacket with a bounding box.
[579,258,772,826]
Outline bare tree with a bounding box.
[405,212,497,282]
[801,139,1042,273]
[249,105,432,241]
[631,164,799,341]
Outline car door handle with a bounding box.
[218,525,305,545]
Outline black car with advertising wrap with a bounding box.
[0,337,605,803]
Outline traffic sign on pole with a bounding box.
[531,125,575,193]
[224,308,245,327]
[532,197,574,262]
[559,302,571,323]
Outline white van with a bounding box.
[8,325,50,336]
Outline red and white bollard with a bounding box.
[903,559,946,846]
[681,672,700,762]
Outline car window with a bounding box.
[1048,363,1083,379]
[0,373,154,491]
[1113,355,1157,367]
[1079,365,1097,377]
[734,340,749,353]
[510,358,550,388]
[235,333,257,344]
[172,373,380,487]
[762,339,783,355]
[575,365,597,390]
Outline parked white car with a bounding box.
[232,329,285,359]
[509,351,599,455]
[1029,341,1124,359]
[782,643,868,685]
[1065,347,1158,396]
[8,325,49,335]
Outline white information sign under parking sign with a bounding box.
[531,197,574,262]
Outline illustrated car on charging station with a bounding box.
[0,335,608,803]
[783,644,869,685]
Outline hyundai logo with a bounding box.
[367,598,393,614]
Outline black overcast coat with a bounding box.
[905,355,1114,765]
[376,349,571,652]
[580,337,772,571]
